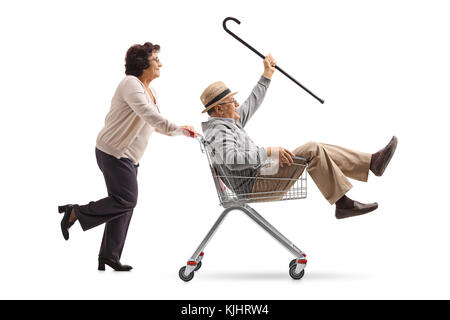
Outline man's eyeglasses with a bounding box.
[216,99,238,106]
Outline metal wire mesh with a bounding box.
[199,138,308,206]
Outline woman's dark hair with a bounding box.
[125,42,160,77]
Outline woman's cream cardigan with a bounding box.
[96,75,179,163]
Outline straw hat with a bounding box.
[200,81,238,114]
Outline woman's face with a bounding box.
[145,51,162,80]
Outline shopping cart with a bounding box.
[179,129,308,281]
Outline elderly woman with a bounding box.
[58,42,194,271]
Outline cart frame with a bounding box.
[179,135,308,281]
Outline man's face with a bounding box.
[215,97,240,122]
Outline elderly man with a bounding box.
[200,55,397,219]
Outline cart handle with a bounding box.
[183,128,203,139]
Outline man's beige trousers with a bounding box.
[252,141,371,204]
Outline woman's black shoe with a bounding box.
[58,204,75,241]
[98,257,133,271]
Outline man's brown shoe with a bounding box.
[370,136,398,176]
[335,201,378,219]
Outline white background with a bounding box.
[0,0,449,299]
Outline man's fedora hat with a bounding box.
[200,81,238,114]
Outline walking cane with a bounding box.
[223,17,325,104]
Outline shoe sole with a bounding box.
[335,203,378,219]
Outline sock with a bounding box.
[335,195,355,209]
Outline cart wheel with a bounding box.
[179,266,194,282]
[194,261,202,271]
[289,259,297,269]
[289,264,305,280]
